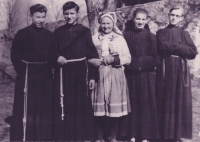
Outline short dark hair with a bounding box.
[169,6,184,16]
[63,1,79,13]
[30,4,47,16]
[133,8,148,19]
[131,8,150,30]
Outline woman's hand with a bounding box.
[57,56,67,65]
[104,55,114,64]
[88,58,102,67]
[89,79,95,90]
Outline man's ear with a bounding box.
[76,11,79,20]
[180,16,184,21]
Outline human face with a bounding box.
[31,12,46,28]
[63,8,78,24]
[133,13,147,29]
[169,9,183,26]
[100,17,114,34]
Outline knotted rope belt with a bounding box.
[59,57,86,121]
[21,57,86,141]
[162,55,189,87]
[21,60,47,141]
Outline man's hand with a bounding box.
[88,58,102,67]
[89,79,95,90]
[104,55,114,64]
[57,56,67,65]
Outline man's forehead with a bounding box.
[33,12,46,16]
[170,8,184,15]
[63,8,77,13]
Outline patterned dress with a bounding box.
[92,32,131,117]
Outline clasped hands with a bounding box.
[87,55,114,90]
[88,55,114,67]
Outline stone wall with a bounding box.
[0,0,9,31]
[1,0,200,79]
[116,0,200,78]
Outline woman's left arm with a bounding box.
[116,37,131,65]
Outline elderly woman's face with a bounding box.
[100,17,114,34]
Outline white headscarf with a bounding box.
[99,12,122,35]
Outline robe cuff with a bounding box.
[112,55,120,65]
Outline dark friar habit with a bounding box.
[119,27,160,140]
[10,24,54,141]
[156,25,198,140]
[50,24,99,141]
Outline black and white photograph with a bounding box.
[0,0,200,142]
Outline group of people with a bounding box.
[10,1,198,142]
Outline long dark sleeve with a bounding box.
[48,30,61,68]
[173,31,198,59]
[157,29,198,59]
[47,33,55,67]
[156,29,174,57]
[124,33,141,72]
[86,30,99,59]
[86,30,99,81]
[124,31,159,72]
[139,33,159,72]
[11,31,23,74]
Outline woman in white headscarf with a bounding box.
[89,12,131,142]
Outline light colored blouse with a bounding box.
[92,32,131,65]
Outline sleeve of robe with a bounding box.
[85,29,99,81]
[156,29,198,59]
[47,33,55,68]
[11,31,23,74]
[48,29,61,68]
[124,32,159,72]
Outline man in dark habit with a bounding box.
[156,6,198,142]
[50,1,99,141]
[10,4,53,141]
